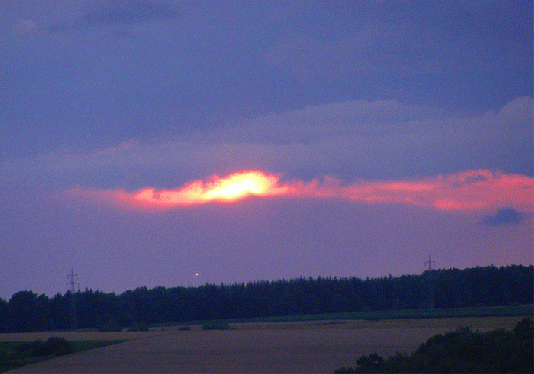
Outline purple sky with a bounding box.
[1,0,532,299]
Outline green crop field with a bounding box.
[172,304,533,327]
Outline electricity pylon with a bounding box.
[424,255,436,309]
[66,268,80,330]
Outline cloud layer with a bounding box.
[67,169,534,213]
[2,97,532,190]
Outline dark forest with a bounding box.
[1,265,532,333]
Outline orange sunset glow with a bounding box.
[69,169,534,212]
[132,171,289,205]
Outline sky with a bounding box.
[0,0,532,300]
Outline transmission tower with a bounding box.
[424,255,435,271]
[66,268,80,330]
[424,255,436,309]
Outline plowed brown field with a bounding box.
[5,316,525,373]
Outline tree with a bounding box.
[7,291,50,332]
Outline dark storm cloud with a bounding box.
[49,0,179,32]
[483,208,523,226]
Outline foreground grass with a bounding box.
[0,338,123,373]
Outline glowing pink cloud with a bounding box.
[67,169,534,212]
[330,170,533,212]
[132,171,289,206]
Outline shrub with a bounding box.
[356,352,384,371]
[513,317,533,341]
[43,337,73,356]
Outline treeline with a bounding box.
[0,265,532,333]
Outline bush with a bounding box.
[356,352,384,371]
[41,337,72,356]
[513,317,533,341]
[42,337,73,356]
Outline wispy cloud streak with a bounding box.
[68,169,534,212]
[49,0,179,32]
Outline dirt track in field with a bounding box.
[5,316,526,373]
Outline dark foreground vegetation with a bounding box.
[0,338,121,373]
[335,318,533,373]
[0,265,532,332]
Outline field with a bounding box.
[3,315,528,373]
